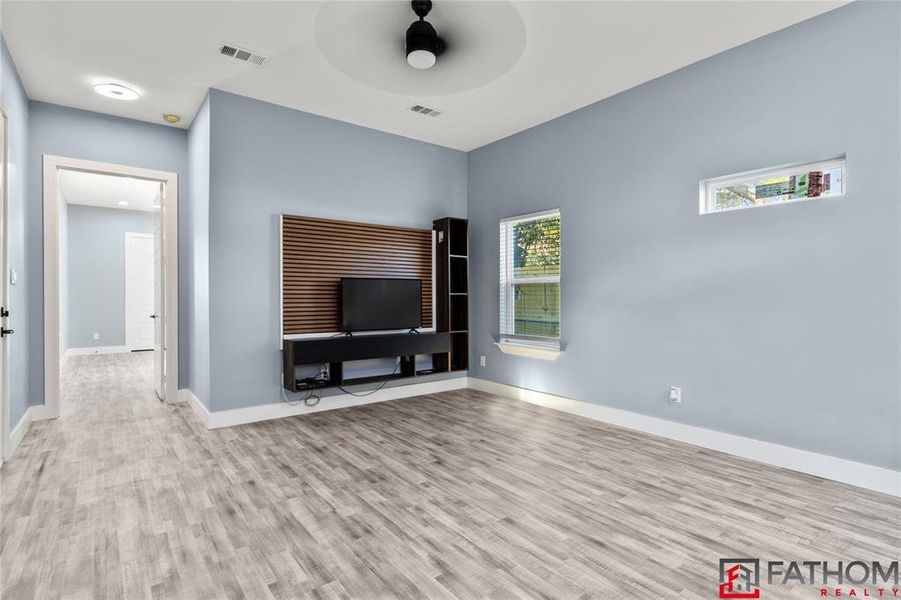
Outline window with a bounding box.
[700,157,845,214]
[499,209,561,347]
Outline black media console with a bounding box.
[282,332,451,392]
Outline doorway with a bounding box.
[43,156,178,416]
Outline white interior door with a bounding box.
[152,191,164,400]
[0,111,11,458]
[125,233,155,353]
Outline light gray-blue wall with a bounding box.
[67,205,153,348]
[205,90,467,411]
[467,1,901,470]
[1,36,31,430]
[186,94,211,406]
[26,102,189,404]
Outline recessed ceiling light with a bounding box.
[117,201,130,206]
[93,82,140,101]
[162,113,181,124]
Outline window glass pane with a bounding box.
[707,160,845,214]
[512,216,560,278]
[513,282,560,338]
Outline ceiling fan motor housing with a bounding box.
[406,19,439,58]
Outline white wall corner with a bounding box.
[466,378,901,498]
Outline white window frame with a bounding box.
[700,156,846,215]
[498,208,562,358]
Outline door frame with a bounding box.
[124,232,156,352]
[0,107,11,458]
[42,155,179,418]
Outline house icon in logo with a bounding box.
[719,559,761,599]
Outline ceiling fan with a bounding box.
[405,0,446,70]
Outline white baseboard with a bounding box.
[5,406,33,460]
[66,345,129,357]
[179,388,209,427]
[468,378,901,498]
[192,376,468,430]
[28,403,57,421]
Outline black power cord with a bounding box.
[337,359,402,397]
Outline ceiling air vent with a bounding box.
[219,43,267,66]
[410,104,443,117]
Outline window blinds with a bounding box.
[499,209,561,343]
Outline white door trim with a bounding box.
[124,232,155,352]
[0,107,11,459]
[42,155,179,419]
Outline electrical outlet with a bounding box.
[479,355,486,367]
[669,386,682,404]
[93,332,100,341]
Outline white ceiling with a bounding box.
[59,169,161,212]
[1,1,847,151]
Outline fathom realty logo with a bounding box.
[720,559,762,599]
[718,558,900,597]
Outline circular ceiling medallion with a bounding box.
[314,1,526,96]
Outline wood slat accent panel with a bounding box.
[282,215,433,334]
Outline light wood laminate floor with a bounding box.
[1,353,899,599]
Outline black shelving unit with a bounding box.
[433,217,469,372]
[282,332,451,392]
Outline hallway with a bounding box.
[1,352,202,598]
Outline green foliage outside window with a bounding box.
[512,216,560,338]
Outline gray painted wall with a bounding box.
[467,2,901,470]
[1,37,31,429]
[206,90,467,411]
[186,94,211,406]
[26,102,188,405]
[67,205,153,348]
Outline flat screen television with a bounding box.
[341,278,422,333]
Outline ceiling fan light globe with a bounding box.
[407,49,437,69]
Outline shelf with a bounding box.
[450,256,468,293]
[432,353,450,373]
[494,341,562,361]
[293,379,332,391]
[340,372,408,387]
[450,295,468,331]
[415,368,443,376]
[282,332,451,391]
[450,332,468,371]
[434,217,470,373]
[449,220,468,256]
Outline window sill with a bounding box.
[494,340,562,361]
